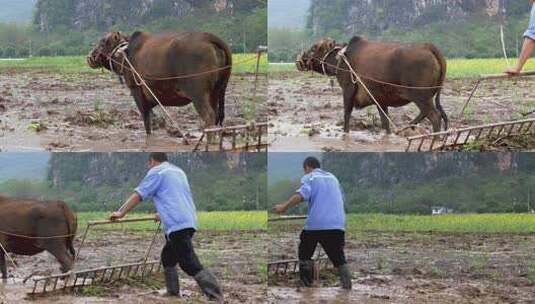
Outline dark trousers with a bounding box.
[298,230,347,267]
[161,228,203,276]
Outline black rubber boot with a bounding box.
[299,260,314,287]
[338,264,352,290]
[164,267,180,296]
[194,269,224,302]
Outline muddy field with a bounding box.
[268,72,535,152]
[0,70,267,152]
[268,225,535,303]
[0,229,267,303]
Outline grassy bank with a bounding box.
[269,58,535,79]
[346,213,535,234]
[270,213,535,234]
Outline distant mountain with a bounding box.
[0,153,50,181]
[0,0,37,23]
[268,0,310,29]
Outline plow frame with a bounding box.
[30,217,162,296]
[458,71,535,119]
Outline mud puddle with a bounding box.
[0,71,266,152]
[1,230,267,303]
[268,226,535,303]
[268,72,535,151]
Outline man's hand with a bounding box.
[154,213,161,222]
[505,67,521,76]
[273,194,304,215]
[109,211,124,221]
[273,203,288,215]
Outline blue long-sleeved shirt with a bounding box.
[297,169,346,231]
[525,3,535,40]
[135,162,197,235]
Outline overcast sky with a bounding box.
[0,153,50,181]
[268,0,310,29]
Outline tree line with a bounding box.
[0,153,267,212]
[269,153,535,215]
[0,0,266,58]
[269,0,532,62]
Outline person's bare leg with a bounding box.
[506,38,535,75]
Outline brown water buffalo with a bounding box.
[87,31,232,135]
[297,36,448,133]
[0,195,77,279]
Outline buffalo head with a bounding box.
[296,38,337,72]
[87,32,129,70]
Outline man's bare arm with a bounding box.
[109,192,142,221]
[273,193,304,215]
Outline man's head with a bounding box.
[148,152,168,168]
[303,157,321,174]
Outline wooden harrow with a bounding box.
[405,118,535,152]
[29,217,162,296]
[194,122,269,152]
[406,71,535,152]
[268,216,331,278]
[29,260,161,296]
[268,258,330,276]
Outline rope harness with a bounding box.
[321,46,342,76]
[0,239,18,276]
[0,230,76,239]
[311,49,444,90]
[102,44,258,81]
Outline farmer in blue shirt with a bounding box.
[109,152,223,301]
[506,1,535,75]
[273,157,352,290]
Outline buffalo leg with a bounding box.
[0,250,6,279]
[377,105,391,134]
[415,97,442,132]
[410,111,427,126]
[435,92,449,130]
[142,110,153,135]
[412,99,442,132]
[131,88,153,135]
[343,87,357,133]
[191,91,218,146]
[192,92,217,129]
[43,240,74,274]
[427,108,442,132]
[194,93,217,144]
